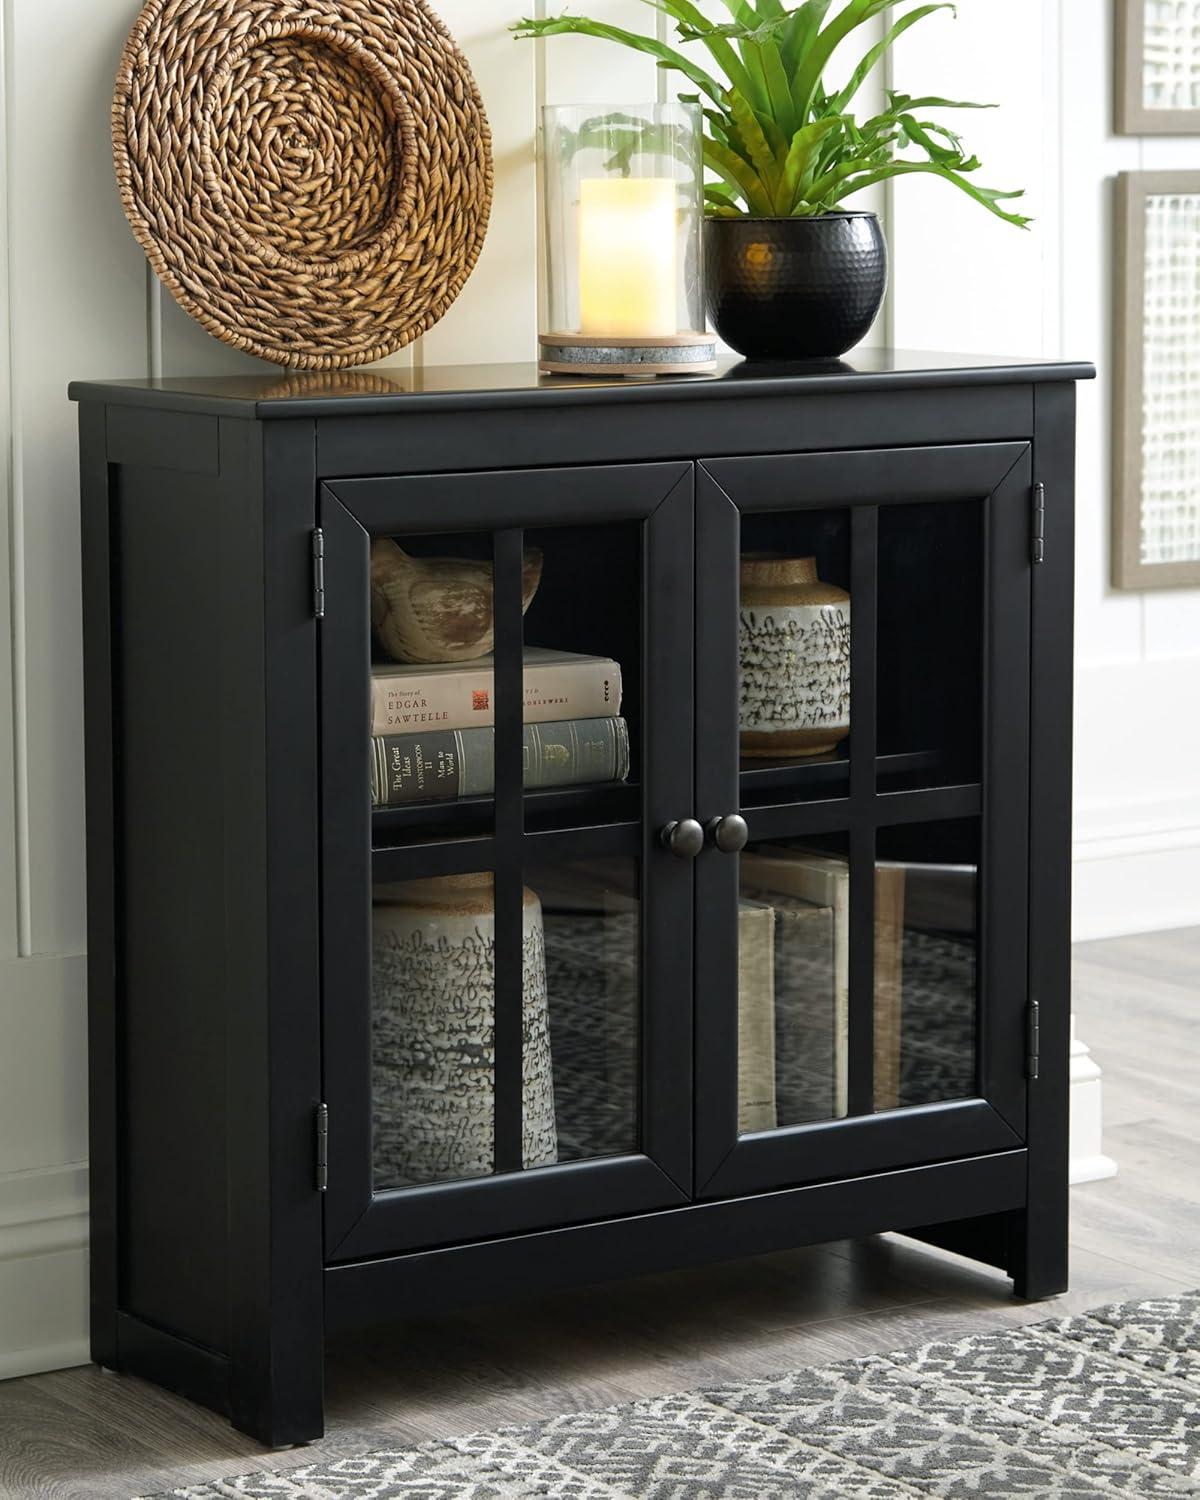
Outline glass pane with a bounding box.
[740,834,849,1129]
[374,872,493,1189]
[877,501,983,789]
[738,509,851,807]
[371,858,642,1189]
[368,529,498,835]
[527,856,641,1162]
[877,820,979,1108]
[521,521,640,824]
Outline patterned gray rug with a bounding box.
[147,1290,1200,1498]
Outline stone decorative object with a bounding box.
[370,539,544,663]
[112,0,493,369]
[371,873,557,1187]
[739,554,850,758]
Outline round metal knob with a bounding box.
[660,818,704,859]
[707,814,749,854]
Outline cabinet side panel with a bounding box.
[1020,380,1077,1299]
[114,464,231,1353]
[80,403,119,1367]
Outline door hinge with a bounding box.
[1031,482,1046,565]
[312,528,325,618]
[315,1102,329,1192]
[1025,999,1041,1081]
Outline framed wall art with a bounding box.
[1117,0,1200,134]
[1114,171,1200,589]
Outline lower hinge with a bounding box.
[312,527,325,618]
[1031,482,1046,565]
[315,1102,329,1192]
[1026,999,1041,1081]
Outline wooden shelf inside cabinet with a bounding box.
[739,749,941,803]
[372,817,645,885]
[371,782,644,848]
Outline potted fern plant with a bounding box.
[514,1,1029,359]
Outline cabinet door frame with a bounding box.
[693,442,1033,1200]
[319,462,695,1261]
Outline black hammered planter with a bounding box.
[704,211,888,360]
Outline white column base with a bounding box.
[1069,1015,1117,1186]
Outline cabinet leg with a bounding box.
[1009,1206,1069,1303]
[229,1338,325,1448]
[904,1206,1067,1302]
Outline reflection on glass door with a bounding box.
[736,823,979,1135]
[530,857,640,1164]
[372,872,555,1189]
[739,837,846,1129]
[877,500,983,789]
[878,820,979,1110]
[368,518,647,1191]
[368,529,499,830]
[738,509,851,789]
[371,860,642,1190]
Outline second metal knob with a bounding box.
[706,814,749,854]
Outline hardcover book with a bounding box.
[370,647,622,735]
[742,851,906,1117]
[371,716,630,806]
[737,899,778,1134]
[771,901,837,1125]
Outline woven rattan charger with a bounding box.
[113,0,493,369]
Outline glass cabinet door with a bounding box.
[319,463,694,1260]
[694,443,1033,1199]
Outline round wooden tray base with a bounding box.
[539,331,717,378]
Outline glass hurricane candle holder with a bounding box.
[540,103,716,378]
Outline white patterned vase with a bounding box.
[371,873,557,1187]
[739,554,851,758]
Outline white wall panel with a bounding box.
[0,956,87,1177]
[0,0,19,961]
[417,1,539,366]
[156,278,280,379]
[0,1164,88,1379]
[888,0,1055,357]
[9,0,148,959]
[1059,3,1143,670]
[540,0,661,105]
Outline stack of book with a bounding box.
[370,647,628,807]
[739,850,906,1130]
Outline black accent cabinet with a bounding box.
[72,352,1093,1445]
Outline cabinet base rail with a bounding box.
[96,1149,1047,1447]
[325,1150,1030,1327]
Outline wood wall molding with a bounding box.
[0,1162,89,1379]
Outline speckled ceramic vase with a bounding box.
[739,554,851,758]
[705,212,888,359]
[371,873,556,1187]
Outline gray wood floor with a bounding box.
[1,926,1196,1500]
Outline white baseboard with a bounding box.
[1070,1154,1119,1186]
[1068,1020,1117,1187]
[1073,792,1200,942]
[0,1339,90,1382]
[0,1163,90,1381]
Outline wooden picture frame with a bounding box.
[1114,171,1200,590]
[1116,0,1200,134]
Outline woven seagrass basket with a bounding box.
[113,0,493,369]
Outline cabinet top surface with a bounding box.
[70,349,1094,420]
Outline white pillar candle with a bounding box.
[578,177,678,338]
